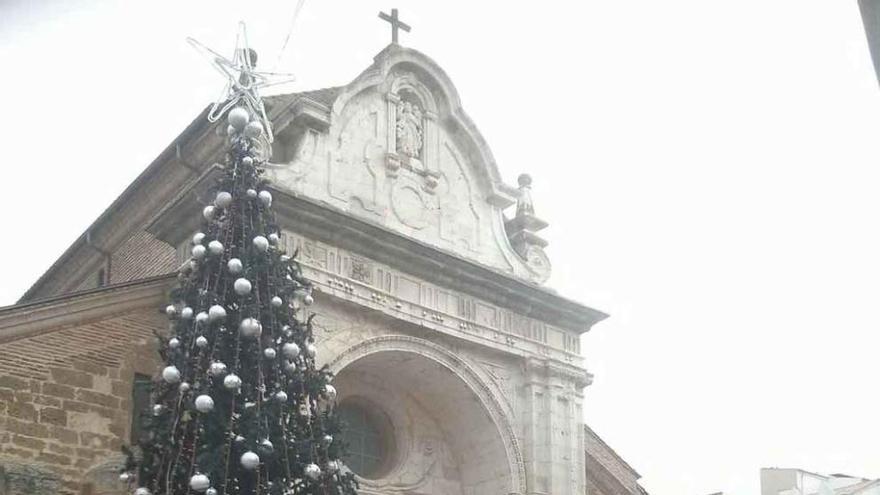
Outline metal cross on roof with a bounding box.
[379,8,411,44]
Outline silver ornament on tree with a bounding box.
[208,361,227,377]
[228,107,250,131]
[322,434,333,447]
[192,244,207,260]
[303,294,314,306]
[208,240,224,256]
[227,258,243,274]
[193,232,205,245]
[179,381,191,393]
[327,460,339,473]
[282,342,300,359]
[214,191,232,208]
[239,317,262,338]
[119,472,131,482]
[202,205,216,220]
[205,489,217,495]
[240,451,260,470]
[208,305,227,322]
[275,390,288,402]
[195,394,215,413]
[306,342,317,358]
[263,347,276,359]
[180,307,194,319]
[223,373,242,390]
[258,190,272,207]
[244,120,263,138]
[168,337,180,349]
[268,232,280,244]
[165,305,177,317]
[259,438,274,454]
[196,311,209,324]
[162,366,181,384]
[304,463,321,480]
[243,156,254,167]
[234,278,252,296]
[135,488,152,495]
[246,188,258,198]
[271,296,283,307]
[152,404,164,416]
[196,336,208,348]
[252,235,269,252]
[189,473,211,492]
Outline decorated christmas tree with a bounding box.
[119,26,359,495]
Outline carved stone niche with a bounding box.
[505,173,552,284]
[384,74,441,194]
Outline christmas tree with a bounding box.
[119,29,359,495]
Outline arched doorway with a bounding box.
[329,336,524,495]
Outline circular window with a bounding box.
[337,398,396,479]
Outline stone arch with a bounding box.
[328,335,526,494]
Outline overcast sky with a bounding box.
[2,1,880,494]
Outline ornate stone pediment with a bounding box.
[264,44,551,284]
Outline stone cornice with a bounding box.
[147,172,607,334]
[0,274,173,344]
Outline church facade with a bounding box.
[0,43,624,495]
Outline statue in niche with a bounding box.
[396,100,423,160]
[515,173,535,217]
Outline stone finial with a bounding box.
[505,172,551,284]
[515,173,535,217]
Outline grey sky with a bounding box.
[1,1,879,494]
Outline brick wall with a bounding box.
[0,308,164,494]
[109,231,177,286]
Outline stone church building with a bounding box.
[0,40,646,495]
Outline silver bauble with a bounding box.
[191,244,207,260]
[189,473,211,492]
[282,342,301,359]
[239,317,262,338]
[193,232,205,245]
[233,278,252,296]
[165,305,176,316]
[282,325,293,337]
[303,294,314,306]
[196,311,209,324]
[327,460,339,473]
[152,404,164,416]
[271,296,283,307]
[168,337,180,349]
[283,360,297,375]
[234,434,245,443]
[324,384,337,401]
[208,305,227,322]
[207,240,224,256]
[202,205,215,221]
[259,438,274,454]
[275,390,288,402]
[227,258,243,275]
[208,361,227,377]
[227,124,237,136]
[194,394,215,413]
[179,381,191,393]
[258,190,273,207]
[206,489,217,495]
[268,233,280,244]
[243,156,254,167]
[223,374,242,390]
[304,463,321,480]
[281,254,291,262]
[246,188,258,198]
[244,120,264,138]
[119,472,131,482]
[134,488,152,495]
[240,451,260,470]
[195,336,208,348]
[214,191,232,208]
[263,347,277,359]
[180,307,194,319]
[252,235,269,252]
[322,434,333,447]
[305,343,317,358]
[162,365,181,384]
[228,107,250,130]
